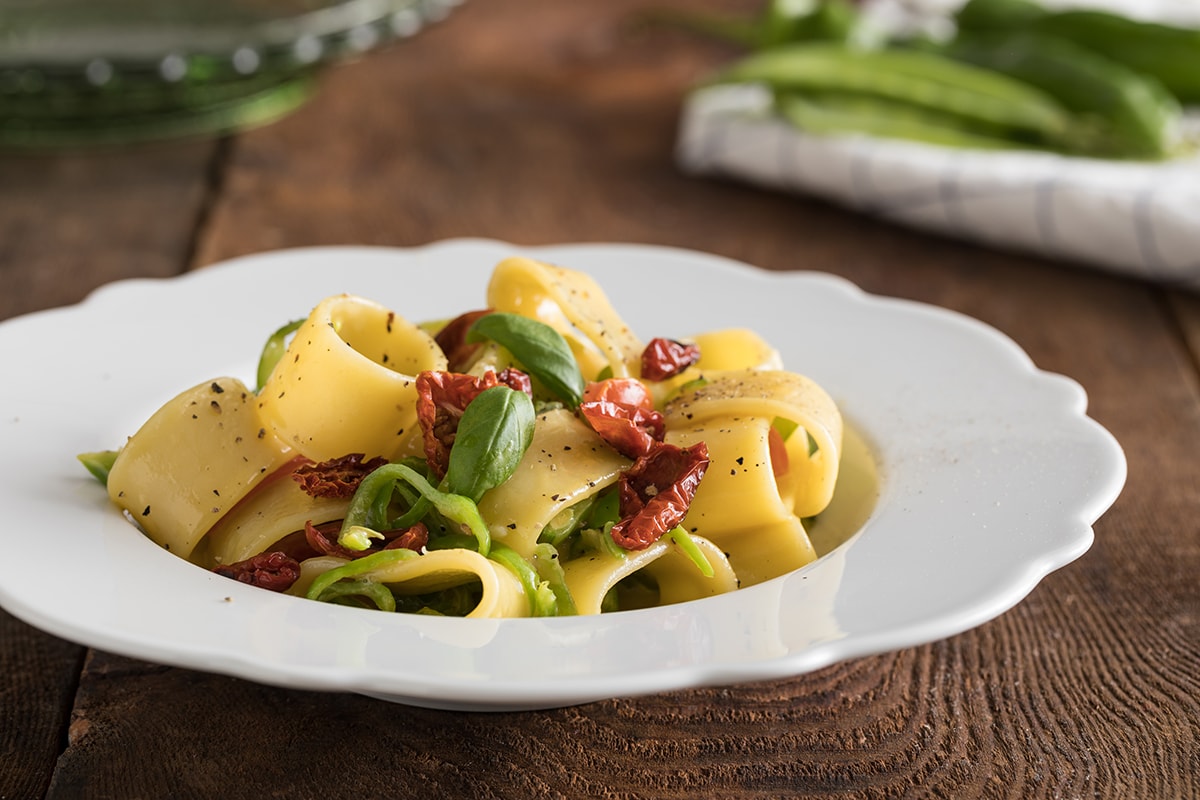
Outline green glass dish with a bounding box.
[0,0,460,148]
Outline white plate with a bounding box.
[0,240,1125,711]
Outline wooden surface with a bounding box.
[2,1,1198,797]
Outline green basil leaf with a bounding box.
[466,312,585,406]
[446,385,535,502]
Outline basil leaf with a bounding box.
[466,312,585,407]
[446,385,535,503]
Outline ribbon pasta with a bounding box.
[95,256,863,619]
[664,370,844,586]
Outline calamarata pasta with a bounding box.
[80,257,851,618]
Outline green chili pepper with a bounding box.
[665,526,714,578]
[255,318,303,392]
[714,43,1073,141]
[489,543,559,616]
[77,450,119,485]
[305,547,419,603]
[638,0,860,49]
[466,312,585,407]
[939,32,1181,159]
[313,578,398,612]
[956,0,1200,104]
[532,542,577,615]
[444,385,535,503]
[776,92,1025,150]
[342,463,491,555]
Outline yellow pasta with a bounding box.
[106,377,296,560]
[663,370,843,586]
[256,294,446,462]
[88,256,865,619]
[476,408,630,557]
[488,256,644,380]
[562,535,739,614]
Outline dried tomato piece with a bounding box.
[610,441,709,550]
[641,338,701,381]
[305,520,429,559]
[381,522,429,553]
[292,453,389,498]
[416,369,532,478]
[578,378,665,459]
[213,551,301,593]
[434,309,492,371]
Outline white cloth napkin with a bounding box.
[675,1,1200,288]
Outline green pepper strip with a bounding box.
[489,543,558,617]
[532,543,577,616]
[305,548,419,603]
[255,318,304,392]
[666,526,715,578]
[343,463,491,556]
[77,450,119,485]
[314,578,397,612]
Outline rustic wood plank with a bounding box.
[0,142,218,799]
[26,0,1200,797]
[0,144,219,321]
[0,612,84,800]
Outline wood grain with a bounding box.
[3,0,1199,797]
[0,141,217,800]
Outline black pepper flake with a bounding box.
[563,445,572,451]
[212,489,220,496]
[191,414,198,420]
[550,494,561,501]
[507,523,517,530]
[142,506,151,516]
[210,400,221,412]
[736,456,745,465]
[730,469,736,476]
[386,312,395,333]
[211,382,224,394]
[257,428,266,439]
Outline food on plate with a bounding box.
[80,256,854,618]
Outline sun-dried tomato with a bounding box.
[213,551,301,593]
[434,309,492,371]
[292,453,389,498]
[381,523,429,553]
[610,441,709,550]
[416,369,533,478]
[305,520,429,559]
[578,378,665,459]
[641,338,701,381]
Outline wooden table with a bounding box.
[3,2,1197,797]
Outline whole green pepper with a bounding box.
[956,0,1200,104]
[939,32,1182,159]
[714,42,1073,142]
[775,91,1026,150]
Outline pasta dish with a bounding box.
[79,256,852,618]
